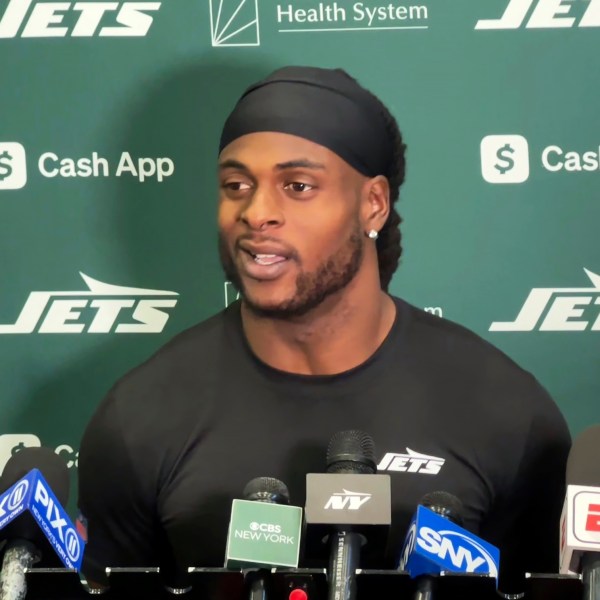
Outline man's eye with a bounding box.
[223,181,251,191]
[285,182,314,193]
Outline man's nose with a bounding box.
[239,186,284,231]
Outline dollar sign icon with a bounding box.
[0,150,14,181]
[11,441,26,456]
[494,144,515,175]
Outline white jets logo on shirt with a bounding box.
[377,448,445,475]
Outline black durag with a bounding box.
[219,66,393,178]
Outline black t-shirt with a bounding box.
[78,296,571,591]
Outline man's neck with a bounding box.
[240,280,396,376]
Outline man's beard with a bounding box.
[219,226,364,320]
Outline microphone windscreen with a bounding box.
[243,477,290,504]
[326,430,376,474]
[419,491,464,526]
[0,447,70,547]
[1,447,69,505]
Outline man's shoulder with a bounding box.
[397,296,529,375]
[98,305,242,414]
[393,296,567,421]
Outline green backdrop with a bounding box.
[0,0,598,507]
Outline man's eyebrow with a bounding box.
[275,159,326,170]
[219,159,249,171]
[218,158,327,172]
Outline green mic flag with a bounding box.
[224,499,303,568]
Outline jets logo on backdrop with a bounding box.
[0,142,27,190]
[0,1,161,38]
[209,0,260,46]
[476,0,600,29]
[480,135,530,184]
[0,273,178,334]
[490,268,600,332]
[378,448,446,475]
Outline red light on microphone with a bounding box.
[289,588,308,600]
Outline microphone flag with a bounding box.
[399,505,499,580]
[224,499,302,569]
[0,468,84,570]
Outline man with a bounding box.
[78,66,571,592]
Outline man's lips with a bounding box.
[238,241,294,260]
[236,241,295,280]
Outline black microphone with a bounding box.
[559,425,600,600]
[304,430,391,600]
[407,491,464,600]
[0,447,70,600]
[244,477,290,600]
[224,477,302,600]
[398,490,499,600]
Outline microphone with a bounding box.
[398,491,500,600]
[558,424,600,600]
[224,476,303,571]
[0,447,84,600]
[304,430,391,600]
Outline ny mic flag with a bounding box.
[0,469,84,570]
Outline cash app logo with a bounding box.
[480,135,530,184]
[0,142,27,190]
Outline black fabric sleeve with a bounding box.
[482,378,571,593]
[77,390,158,583]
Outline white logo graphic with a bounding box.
[541,145,600,172]
[490,268,600,332]
[65,528,81,562]
[249,522,282,533]
[418,527,499,576]
[573,491,600,544]
[0,480,29,518]
[1,143,175,184]
[377,448,445,475]
[0,434,42,472]
[0,435,79,473]
[476,0,599,29]
[0,273,178,334]
[38,151,174,182]
[277,1,429,33]
[481,135,529,183]
[324,490,372,510]
[0,142,27,190]
[8,480,29,511]
[34,480,82,562]
[0,1,161,38]
[210,0,259,46]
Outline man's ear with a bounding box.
[362,175,390,233]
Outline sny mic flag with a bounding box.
[399,505,499,581]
